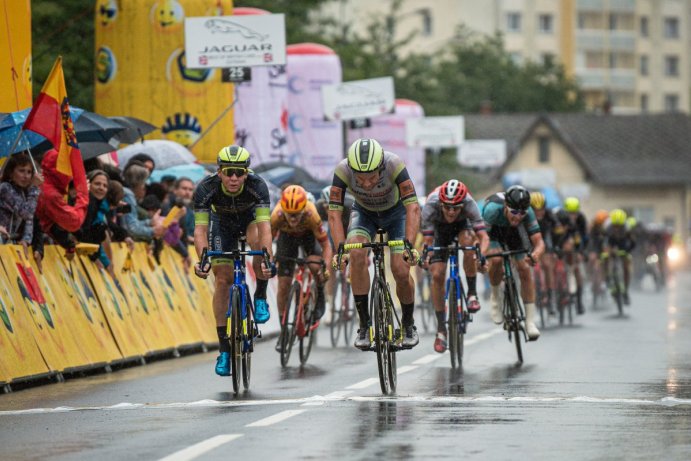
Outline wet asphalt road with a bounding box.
[1,272,690,460]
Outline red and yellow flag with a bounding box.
[23,56,81,177]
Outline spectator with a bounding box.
[0,153,42,259]
[75,169,115,277]
[121,163,163,242]
[141,194,190,265]
[162,176,195,244]
[125,153,155,174]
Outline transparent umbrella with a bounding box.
[117,140,196,170]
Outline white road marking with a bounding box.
[345,378,380,390]
[464,329,503,345]
[397,365,417,374]
[412,354,441,365]
[245,409,306,427]
[324,390,354,399]
[158,434,242,461]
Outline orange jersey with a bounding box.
[271,201,327,241]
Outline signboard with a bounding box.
[458,140,507,167]
[184,14,286,69]
[406,116,464,148]
[222,67,252,83]
[321,77,395,121]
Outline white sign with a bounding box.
[458,140,507,167]
[321,77,395,121]
[406,116,465,148]
[520,168,556,188]
[559,183,591,200]
[184,14,286,69]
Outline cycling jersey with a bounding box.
[603,222,636,253]
[536,208,559,251]
[329,151,417,212]
[588,224,607,254]
[193,173,271,225]
[482,193,540,251]
[553,208,588,250]
[271,201,327,242]
[421,188,485,237]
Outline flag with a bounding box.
[23,56,82,177]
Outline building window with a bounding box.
[577,12,586,29]
[609,52,617,69]
[609,13,618,31]
[507,12,521,32]
[640,16,648,37]
[640,94,648,111]
[639,55,648,76]
[665,55,679,77]
[542,53,554,67]
[538,14,553,33]
[538,136,550,163]
[419,8,432,36]
[664,17,679,38]
[664,94,679,111]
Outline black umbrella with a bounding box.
[73,111,126,144]
[33,138,119,161]
[110,116,157,144]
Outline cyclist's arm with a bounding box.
[327,174,348,248]
[476,228,490,257]
[529,231,546,261]
[394,168,419,243]
[255,219,274,260]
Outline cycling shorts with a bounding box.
[347,202,406,253]
[208,211,256,266]
[429,219,472,264]
[275,232,323,277]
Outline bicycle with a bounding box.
[415,267,434,333]
[336,229,414,395]
[603,249,628,316]
[553,249,574,326]
[486,245,532,364]
[532,260,548,329]
[278,256,325,367]
[329,267,355,348]
[200,240,270,394]
[423,241,480,369]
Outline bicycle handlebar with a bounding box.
[278,256,327,269]
[335,238,413,270]
[199,246,271,274]
[485,247,535,264]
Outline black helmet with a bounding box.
[505,185,531,211]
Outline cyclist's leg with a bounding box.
[246,221,271,323]
[515,255,540,339]
[459,227,481,312]
[542,251,556,314]
[275,233,298,319]
[347,206,375,348]
[305,234,326,319]
[623,251,632,303]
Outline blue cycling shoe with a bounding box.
[215,352,230,376]
[254,298,270,324]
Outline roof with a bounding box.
[466,112,691,186]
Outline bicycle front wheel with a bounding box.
[372,280,393,395]
[229,286,242,394]
[330,275,343,347]
[448,282,460,369]
[504,281,524,364]
[280,282,300,367]
[342,277,355,346]
[242,296,253,391]
[299,287,317,365]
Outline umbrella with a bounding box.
[0,107,125,158]
[149,163,208,184]
[31,138,120,161]
[253,161,329,198]
[116,140,196,170]
[110,116,158,144]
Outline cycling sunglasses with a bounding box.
[508,207,528,216]
[442,203,463,210]
[221,167,248,178]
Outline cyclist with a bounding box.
[587,209,609,299]
[602,209,635,304]
[193,145,276,377]
[530,191,559,315]
[271,185,332,346]
[552,197,589,314]
[483,185,545,340]
[329,138,421,350]
[421,179,489,353]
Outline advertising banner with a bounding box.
[321,77,395,121]
[348,99,426,195]
[285,43,343,181]
[0,0,32,112]
[406,116,465,148]
[458,140,507,167]
[94,0,235,163]
[184,14,286,68]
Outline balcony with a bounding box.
[576,68,636,90]
[577,0,634,12]
[577,30,636,51]
[609,31,636,50]
[577,30,605,49]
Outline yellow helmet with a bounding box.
[347,138,384,173]
[564,196,580,213]
[217,145,251,167]
[626,216,637,230]
[530,191,546,210]
[280,185,308,214]
[610,208,627,226]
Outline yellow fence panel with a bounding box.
[109,243,177,352]
[160,247,216,344]
[0,246,88,372]
[43,246,123,365]
[78,254,149,358]
[0,253,49,382]
[130,247,200,346]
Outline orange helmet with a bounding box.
[594,209,609,226]
[280,185,308,214]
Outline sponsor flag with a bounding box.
[23,56,82,178]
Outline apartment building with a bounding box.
[320,0,690,113]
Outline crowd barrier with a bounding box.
[0,243,278,391]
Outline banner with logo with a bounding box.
[321,77,395,121]
[406,115,465,148]
[285,43,343,181]
[347,99,426,195]
[0,0,32,112]
[94,0,235,163]
[184,14,286,68]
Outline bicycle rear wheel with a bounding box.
[372,281,392,395]
[280,283,300,367]
[229,286,242,394]
[300,287,317,365]
[383,286,397,393]
[448,282,464,369]
[505,281,523,364]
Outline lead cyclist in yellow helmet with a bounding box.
[328,138,422,350]
[530,191,559,315]
[193,145,276,377]
[601,209,636,305]
[553,196,589,314]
